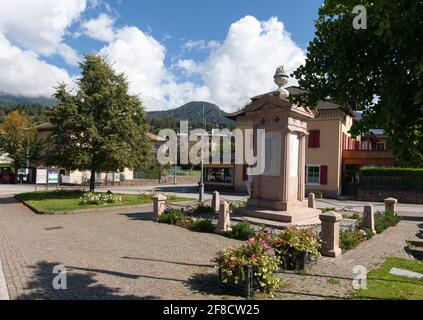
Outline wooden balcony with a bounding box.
[343,150,396,166]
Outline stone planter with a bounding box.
[218,265,256,297]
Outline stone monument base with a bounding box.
[233,205,321,223]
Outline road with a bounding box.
[1,183,423,214]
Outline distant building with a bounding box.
[219,86,396,198]
[29,123,166,185]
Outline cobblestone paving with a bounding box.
[275,214,421,300]
[0,195,421,300]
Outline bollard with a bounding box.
[363,204,376,234]
[319,211,342,257]
[308,193,316,209]
[215,201,231,235]
[212,191,220,213]
[152,194,167,221]
[384,198,398,215]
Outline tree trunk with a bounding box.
[14,164,19,184]
[89,169,96,192]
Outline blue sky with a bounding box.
[0,0,323,111]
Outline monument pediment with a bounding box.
[244,93,316,121]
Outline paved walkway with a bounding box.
[0,194,421,300]
[275,213,422,299]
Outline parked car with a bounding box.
[0,171,15,184]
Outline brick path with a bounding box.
[0,195,421,300]
[274,214,421,300]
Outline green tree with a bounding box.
[292,0,423,166]
[0,111,37,178]
[46,54,152,191]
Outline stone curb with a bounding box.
[0,257,9,300]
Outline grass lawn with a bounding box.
[16,190,192,213]
[354,257,423,300]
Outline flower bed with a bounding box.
[265,227,321,271]
[79,192,122,205]
[340,209,400,252]
[212,238,281,297]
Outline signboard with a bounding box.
[113,173,121,182]
[36,169,47,184]
[48,170,59,184]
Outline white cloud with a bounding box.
[198,16,306,110]
[0,0,85,97]
[0,33,72,97]
[100,26,166,100]
[176,59,200,76]
[82,13,115,42]
[184,40,220,52]
[98,16,305,112]
[0,0,86,65]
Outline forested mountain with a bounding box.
[0,98,235,131]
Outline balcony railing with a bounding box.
[343,150,395,165]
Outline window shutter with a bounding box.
[308,130,320,148]
[243,165,248,181]
[315,130,320,148]
[305,166,307,183]
[308,131,314,148]
[355,141,360,150]
[320,165,328,185]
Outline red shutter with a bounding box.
[315,130,320,148]
[305,166,307,183]
[320,165,328,185]
[355,140,360,150]
[243,165,248,181]
[308,130,320,148]
[308,131,314,148]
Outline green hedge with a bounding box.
[361,167,423,177]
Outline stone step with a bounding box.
[231,215,321,230]
[233,206,321,223]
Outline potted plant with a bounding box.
[269,227,321,271]
[212,238,280,297]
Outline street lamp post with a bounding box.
[188,105,221,202]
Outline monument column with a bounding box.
[297,133,306,202]
[281,130,289,204]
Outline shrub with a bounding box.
[225,221,257,240]
[269,227,321,270]
[340,229,372,252]
[229,200,247,213]
[375,209,400,234]
[79,192,122,205]
[310,191,323,198]
[212,238,281,296]
[192,204,214,214]
[158,209,187,225]
[189,218,216,233]
[320,207,336,213]
[361,167,423,177]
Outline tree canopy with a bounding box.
[0,111,37,176]
[46,54,152,191]
[292,0,423,166]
